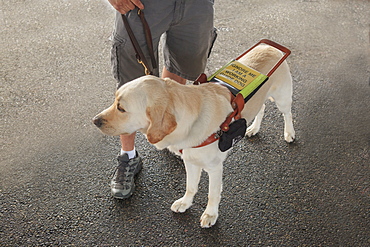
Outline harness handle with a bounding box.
[236,39,291,77]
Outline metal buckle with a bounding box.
[137,59,150,75]
[215,129,223,139]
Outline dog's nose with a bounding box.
[93,116,103,128]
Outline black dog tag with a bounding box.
[218,118,247,152]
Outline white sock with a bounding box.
[120,148,136,159]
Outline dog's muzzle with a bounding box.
[92,116,104,128]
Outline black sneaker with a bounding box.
[110,152,142,199]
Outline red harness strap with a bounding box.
[178,74,245,154]
[194,73,245,131]
[179,132,220,154]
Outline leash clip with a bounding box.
[137,59,151,75]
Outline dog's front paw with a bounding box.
[284,130,295,143]
[200,211,218,228]
[171,197,192,213]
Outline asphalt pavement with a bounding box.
[1,0,369,246]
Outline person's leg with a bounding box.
[110,0,214,199]
[110,2,176,199]
[163,0,216,81]
[120,133,136,158]
[112,1,175,86]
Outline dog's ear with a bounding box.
[146,104,177,144]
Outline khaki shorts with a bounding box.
[111,0,216,88]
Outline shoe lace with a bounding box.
[115,160,136,185]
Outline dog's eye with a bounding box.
[117,104,126,113]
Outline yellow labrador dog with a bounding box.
[93,44,295,228]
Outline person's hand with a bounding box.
[107,0,144,14]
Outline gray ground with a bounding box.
[1,0,369,246]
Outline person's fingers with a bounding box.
[118,2,135,14]
[108,0,144,14]
[131,0,144,10]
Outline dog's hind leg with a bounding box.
[171,163,202,213]
[274,96,295,143]
[246,103,266,137]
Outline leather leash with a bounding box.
[121,9,157,75]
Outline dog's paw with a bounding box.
[200,211,218,228]
[171,197,192,213]
[284,131,295,143]
[246,125,260,137]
